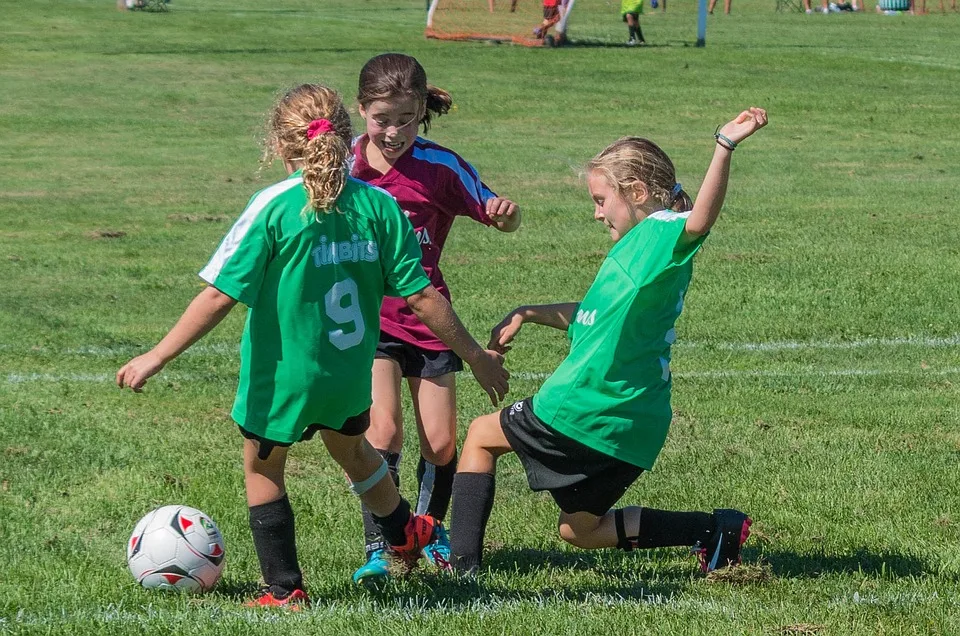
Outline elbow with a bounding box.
[205,285,239,310]
[683,221,710,238]
[404,286,435,316]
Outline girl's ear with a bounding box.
[628,181,650,206]
[358,103,368,119]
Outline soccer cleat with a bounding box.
[627,37,637,46]
[421,522,453,571]
[390,514,438,568]
[245,586,309,609]
[693,509,752,573]
[352,548,392,586]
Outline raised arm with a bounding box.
[117,285,237,392]
[684,107,767,239]
[404,285,510,406]
[488,303,579,354]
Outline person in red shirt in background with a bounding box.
[534,0,572,43]
[349,53,521,586]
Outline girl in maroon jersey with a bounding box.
[349,53,521,585]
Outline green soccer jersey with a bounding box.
[532,210,706,470]
[200,173,430,443]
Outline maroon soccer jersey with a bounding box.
[351,135,496,350]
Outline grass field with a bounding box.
[2,0,960,633]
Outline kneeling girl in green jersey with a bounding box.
[116,84,508,606]
[448,107,767,575]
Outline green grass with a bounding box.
[2,0,960,633]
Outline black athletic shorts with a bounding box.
[239,409,371,460]
[500,398,644,516]
[375,330,463,378]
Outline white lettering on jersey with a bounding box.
[416,227,432,246]
[575,308,596,327]
[312,234,379,267]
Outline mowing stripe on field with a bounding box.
[4,334,960,358]
[9,367,960,385]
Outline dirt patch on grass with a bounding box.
[87,230,127,239]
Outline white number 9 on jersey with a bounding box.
[324,278,365,350]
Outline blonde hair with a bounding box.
[586,137,692,213]
[263,84,353,214]
[357,53,452,133]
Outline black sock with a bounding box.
[372,498,411,548]
[623,508,713,549]
[360,450,401,556]
[449,472,496,574]
[248,495,303,595]
[628,25,637,39]
[637,25,645,42]
[416,451,457,520]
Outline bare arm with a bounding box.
[405,285,509,405]
[488,302,579,354]
[116,285,237,391]
[684,107,768,240]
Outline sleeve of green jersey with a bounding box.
[378,198,430,298]
[655,212,708,267]
[198,195,272,307]
[672,230,707,266]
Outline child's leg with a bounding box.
[244,439,304,596]
[409,373,458,520]
[321,427,426,554]
[724,0,732,13]
[556,508,713,550]
[708,0,718,13]
[625,13,645,41]
[625,12,639,40]
[557,507,751,572]
[449,411,515,573]
[357,359,404,561]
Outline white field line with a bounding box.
[8,367,960,385]
[4,334,960,358]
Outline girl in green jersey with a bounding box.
[117,84,508,606]
[449,107,767,575]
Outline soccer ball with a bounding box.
[127,505,226,593]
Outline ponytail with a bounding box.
[421,85,453,133]
[302,131,349,214]
[264,84,353,215]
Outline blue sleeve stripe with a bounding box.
[411,141,493,206]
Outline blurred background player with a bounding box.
[621,0,646,46]
[533,0,572,44]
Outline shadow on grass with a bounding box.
[104,47,369,56]
[756,546,953,580]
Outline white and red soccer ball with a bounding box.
[127,505,225,592]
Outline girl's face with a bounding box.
[359,96,422,162]
[588,170,643,242]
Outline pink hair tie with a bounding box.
[306,118,334,140]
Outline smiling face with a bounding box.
[359,96,422,164]
[587,170,643,242]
